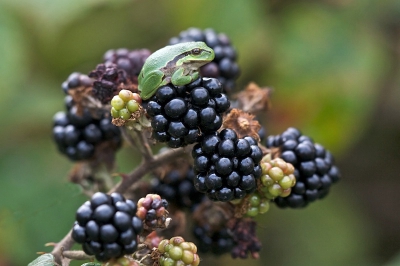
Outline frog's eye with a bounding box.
[192,48,201,55]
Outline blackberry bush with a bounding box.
[35,27,342,266]
[71,192,143,262]
[169,27,240,94]
[266,127,341,208]
[145,77,230,148]
[192,129,263,202]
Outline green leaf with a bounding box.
[28,254,56,266]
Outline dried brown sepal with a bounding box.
[222,108,261,141]
[234,82,272,114]
[193,199,234,233]
[112,105,146,127]
[232,195,252,218]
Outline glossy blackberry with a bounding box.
[193,225,235,255]
[192,129,263,201]
[158,236,200,266]
[52,97,121,161]
[89,63,129,104]
[150,167,205,210]
[72,192,143,262]
[145,77,230,148]
[136,194,169,230]
[266,127,341,208]
[169,27,240,94]
[61,72,92,94]
[103,48,151,79]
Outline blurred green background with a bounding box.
[1,0,399,265]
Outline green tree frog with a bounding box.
[138,42,215,100]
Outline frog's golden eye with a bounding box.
[192,48,201,55]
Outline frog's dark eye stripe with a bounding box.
[192,48,201,55]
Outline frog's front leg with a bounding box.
[139,70,165,100]
[171,68,199,86]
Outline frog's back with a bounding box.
[143,42,203,71]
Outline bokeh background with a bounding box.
[0,0,399,265]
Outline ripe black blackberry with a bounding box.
[169,27,240,94]
[193,225,235,255]
[266,127,341,208]
[89,63,130,104]
[52,96,121,161]
[61,72,93,95]
[144,77,230,148]
[103,48,151,80]
[192,129,263,201]
[71,192,143,262]
[150,167,205,210]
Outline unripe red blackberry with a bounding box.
[103,48,151,79]
[158,236,200,266]
[192,129,263,201]
[169,27,240,94]
[266,127,341,208]
[144,77,230,148]
[136,194,169,229]
[89,63,129,104]
[52,97,121,161]
[72,192,143,262]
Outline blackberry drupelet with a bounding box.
[157,236,200,266]
[192,129,263,201]
[150,167,205,210]
[89,63,129,104]
[136,194,169,229]
[52,96,121,161]
[71,192,143,262]
[145,77,230,148]
[103,48,151,80]
[61,72,92,95]
[266,127,341,208]
[169,27,240,94]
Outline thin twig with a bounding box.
[121,127,153,162]
[62,250,94,261]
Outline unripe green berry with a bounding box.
[119,89,133,102]
[269,167,284,181]
[279,175,293,189]
[127,100,139,113]
[280,188,292,197]
[111,107,119,118]
[158,239,170,253]
[111,96,125,110]
[259,201,270,213]
[246,207,259,217]
[261,175,274,187]
[249,194,260,207]
[160,257,175,266]
[181,250,194,264]
[268,183,283,197]
[169,246,183,260]
[119,109,131,120]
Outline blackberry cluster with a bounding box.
[61,72,92,95]
[145,77,230,148]
[52,96,121,161]
[89,63,129,104]
[193,225,235,255]
[157,236,200,266]
[192,129,263,201]
[71,192,143,262]
[110,90,142,120]
[259,156,296,200]
[136,194,169,229]
[103,48,151,79]
[169,27,240,94]
[150,167,205,210]
[266,127,341,208]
